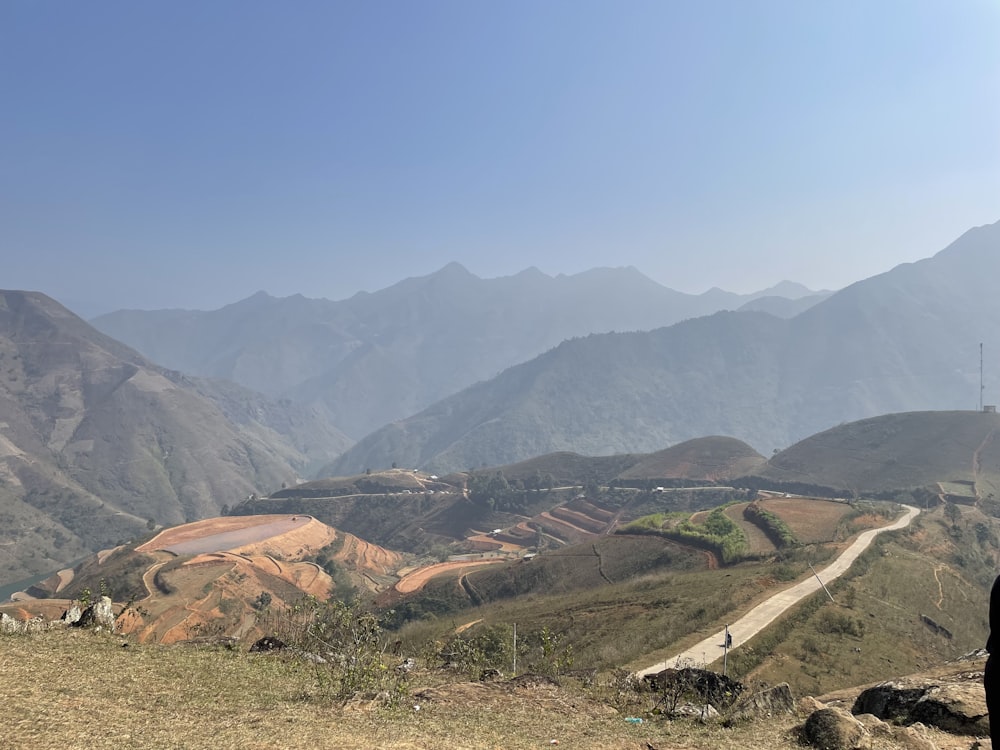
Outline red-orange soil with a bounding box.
[138,515,331,556]
[394,559,506,594]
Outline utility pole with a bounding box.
[981,342,985,412]
[810,564,835,603]
[512,623,517,676]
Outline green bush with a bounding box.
[743,503,798,548]
[618,507,749,563]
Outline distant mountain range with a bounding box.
[0,291,350,584]
[91,266,828,440]
[328,220,1000,474]
[5,220,1000,586]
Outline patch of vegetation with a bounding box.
[620,507,749,563]
[303,538,357,602]
[743,502,798,548]
[63,547,156,603]
[255,596,407,703]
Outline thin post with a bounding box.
[809,564,835,603]
[512,623,517,676]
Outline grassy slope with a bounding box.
[617,436,767,482]
[757,410,1000,498]
[737,503,994,696]
[1,618,983,749]
[0,627,834,750]
[391,499,999,696]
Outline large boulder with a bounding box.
[726,682,795,724]
[852,680,927,722]
[249,636,288,652]
[803,707,867,750]
[910,683,989,736]
[852,674,988,735]
[73,596,116,632]
[644,667,743,712]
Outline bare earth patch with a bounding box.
[395,559,507,594]
[757,497,855,543]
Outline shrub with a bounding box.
[256,596,406,703]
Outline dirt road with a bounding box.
[636,504,920,677]
[394,559,506,594]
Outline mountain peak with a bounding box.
[758,280,818,299]
[434,261,476,278]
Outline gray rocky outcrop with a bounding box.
[0,612,51,634]
[73,596,116,631]
[644,666,743,712]
[726,682,795,724]
[910,683,989,736]
[853,674,988,735]
[673,702,720,722]
[1,612,20,634]
[61,604,82,625]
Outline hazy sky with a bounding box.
[3,1,998,316]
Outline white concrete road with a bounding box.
[636,504,920,677]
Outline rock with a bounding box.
[911,684,989,736]
[888,723,938,750]
[803,707,867,750]
[73,596,116,632]
[0,612,21,634]
[853,681,928,722]
[673,702,720,722]
[798,696,827,715]
[396,657,416,673]
[24,616,47,634]
[854,713,891,741]
[479,668,503,682]
[726,682,795,724]
[61,604,82,624]
[94,597,115,629]
[249,636,288,652]
[0,613,51,634]
[852,676,988,736]
[297,650,327,664]
[644,667,743,711]
[507,673,560,688]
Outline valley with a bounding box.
[2,221,1000,747]
[4,5,998,744]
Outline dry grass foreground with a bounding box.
[0,627,983,750]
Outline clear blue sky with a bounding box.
[3,1,998,315]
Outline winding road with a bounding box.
[636,504,920,677]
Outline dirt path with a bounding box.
[636,505,920,677]
[140,553,176,599]
[454,618,483,634]
[394,559,506,594]
[538,511,596,538]
[933,565,946,609]
[972,428,996,501]
[466,533,525,552]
